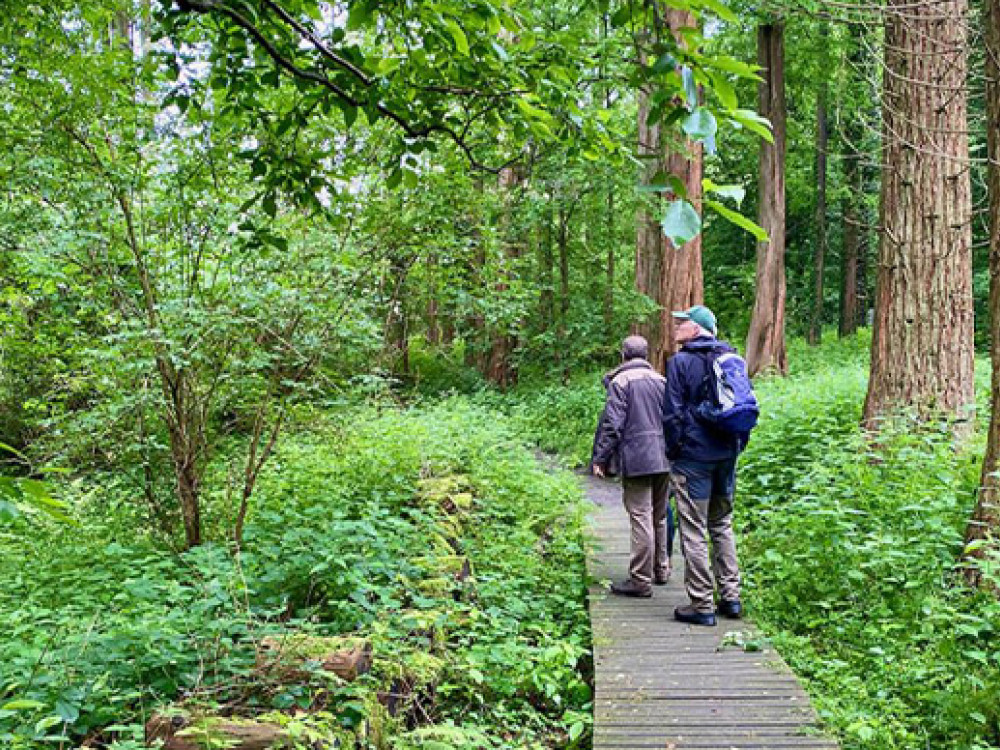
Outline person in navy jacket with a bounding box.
[663,305,744,626]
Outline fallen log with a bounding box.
[145,713,291,750]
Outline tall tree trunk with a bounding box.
[558,204,572,383]
[964,0,1000,588]
[635,9,704,372]
[746,22,788,376]
[808,24,829,346]
[384,265,410,375]
[485,165,522,388]
[605,185,615,345]
[602,16,616,351]
[862,0,974,429]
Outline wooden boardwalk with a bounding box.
[585,474,839,750]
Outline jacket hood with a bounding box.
[681,336,734,354]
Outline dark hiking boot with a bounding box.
[654,570,671,585]
[674,605,716,626]
[717,599,742,619]
[610,579,653,598]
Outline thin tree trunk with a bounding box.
[808,24,829,346]
[605,186,615,344]
[426,254,440,347]
[964,0,1000,588]
[558,205,571,383]
[602,16,616,350]
[862,0,974,430]
[635,9,704,372]
[540,200,555,331]
[746,22,788,377]
[840,32,864,340]
[384,263,410,374]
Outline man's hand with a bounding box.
[593,464,606,478]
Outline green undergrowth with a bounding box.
[478,374,606,468]
[740,345,1000,750]
[502,332,1000,750]
[0,400,592,749]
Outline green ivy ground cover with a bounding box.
[500,332,1000,750]
[0,401,592,749]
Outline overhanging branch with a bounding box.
[174,0,515,172]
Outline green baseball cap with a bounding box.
[672,305,717,334]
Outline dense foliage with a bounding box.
[506,334,1000,749]
[4,0,1000,749]
[0,402,592,749]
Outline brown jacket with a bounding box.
[591,359,669,478]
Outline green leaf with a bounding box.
[703,178,745,206]
[569,721,585,742]
[347,4,371,30]
[36,715,63,733]
[652,52,676,74]
[729,109,773,144]
[610,5,632,27]
[262,193,278,218]
[54,701,79,724]
[711,55,761,79]
[689,0,738,22]
[0,442,27,461]
[444,20,470,56]
[706,199,768,241]
[660,200,702,247]
[2,700,46,712]
[708,70,738,110]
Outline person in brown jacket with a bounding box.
[591,335,671,597]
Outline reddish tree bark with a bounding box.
[862,0,974,429]
[746,22,788,377]
[964,0,1000,588]
[635,9,704,371]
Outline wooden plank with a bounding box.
[584,473,839,750]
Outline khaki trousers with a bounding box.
[670,459,741,613]
[622,473,671,588]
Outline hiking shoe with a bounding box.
[610,579,653,598]
[674,605,716,626]
[717,599,742,619]
[654,570,671,585]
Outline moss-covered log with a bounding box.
[145,713,291,750]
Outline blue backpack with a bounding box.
[694,349,760,436]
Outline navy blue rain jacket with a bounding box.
[663,336,744,462]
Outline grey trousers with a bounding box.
[622,473,671,588]
[670,459,741,613]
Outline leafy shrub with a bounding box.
[0,400,591,749]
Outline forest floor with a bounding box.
[1,334,1000,750]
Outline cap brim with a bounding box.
[671,311,691,319]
